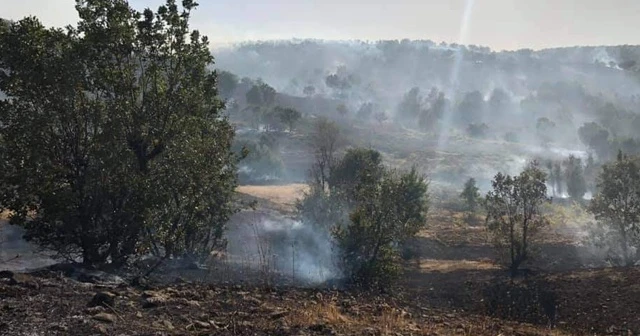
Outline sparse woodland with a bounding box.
[1,1,640,335]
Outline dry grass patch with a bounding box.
[237,184,309,208]
[285,300,421,335]
[418,259,499,273]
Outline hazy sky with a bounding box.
[3,0,640,51]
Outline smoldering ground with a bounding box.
[225,210,341,285]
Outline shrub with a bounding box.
[299,147,429,288]
[587,151,640,266]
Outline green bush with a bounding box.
[298,147,429,288]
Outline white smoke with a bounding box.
[225,211,340,284]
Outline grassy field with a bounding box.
[237,183,308,210]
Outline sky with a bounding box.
[3,0,640,51]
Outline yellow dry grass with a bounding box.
[286,301,419,335]
[417,258,499,273]
[237,184,309,207]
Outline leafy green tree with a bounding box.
[485,163,550,276]
[217,70,239,100]
[276,106,301,132]
[246,81,277,106]
[329,148,384,204]
[245,81,277,128]
[0,0,238,265]
[309,117,344,190]
[334,166,428,288]
[299,147,429,288]
[564,155,587,200]
[588,151,640,266]
[460,178,481,212]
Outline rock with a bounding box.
[88,292,116,308]
[92,312,117,323]
[135,311,143,318]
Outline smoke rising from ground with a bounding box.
[226,210,339,284]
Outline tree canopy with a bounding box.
[0,0,239,265]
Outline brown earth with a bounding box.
[0,269,572,336]
[1,184,638,335]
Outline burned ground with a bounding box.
[1,188,639,335]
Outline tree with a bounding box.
[246,81,277,106]
[396,87,422,124]
[298,148,429,288]
[578,122,610,160]
[419,90,447,131]
[309,117,344,190]
[336,103,349,118]
[276,107,301,132]
[0,0,239,265]
[460,178,481,212]
[456,91,485,125]
[329,148,384,205]
[303,85,316,97]
[488,88,511,117]
[245,81,277,129]
[588,151,640,266]
[333,163,429,288]
[564,155,586,200]
[485,163,550,276]
[217,70,238,100]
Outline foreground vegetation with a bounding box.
[0,0,239,265]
